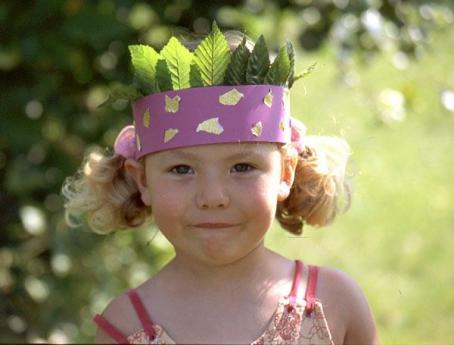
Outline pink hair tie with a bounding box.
[114,125,137,160]
[290,117,307,153]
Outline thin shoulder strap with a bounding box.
[127,289,157,340]
[93,314,130,344]
[305,265,319,314]
[288,260,304,304]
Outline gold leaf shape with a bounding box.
[279,121,286,131]
[164,128,179,143]
[251,121,263,137]
[165,95,181,113]
[196,117,224,135]
[219,88,244,105]
[264,90,273,108]
[143,108,150,128]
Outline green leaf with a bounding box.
[155,59,173,91]
[189,62,203,87]
[286,41,296,88]
[292,62,317,85]
[128,45,160,93]
[98,83,141,109]
[246,35,270,84]
[194,21,231,86]
[224,37,250,85]
[160,37,193,90]
[264,45,290,85]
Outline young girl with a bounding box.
[62,26,378,344]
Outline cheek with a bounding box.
[237,176,280,214]
[149,181,186,224]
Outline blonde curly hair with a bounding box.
[61,149,152,234]
[277,136,352,235]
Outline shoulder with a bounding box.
[94,290,139,344]
[315,266,379,345]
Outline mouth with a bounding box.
[193,223,237,229]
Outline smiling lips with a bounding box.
[193,223,237,229]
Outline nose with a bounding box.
[196,178,230,209]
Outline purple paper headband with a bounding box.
[114,85,307,160]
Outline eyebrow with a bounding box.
[162,150,266,162]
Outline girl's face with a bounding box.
[134,142,296,266]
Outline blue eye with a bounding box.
[232,163,254,173]
[170,165,193,175]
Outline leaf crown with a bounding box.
[102,22,314,107]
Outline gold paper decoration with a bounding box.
[251,121,263,137]
[165,95,181,113]
[264,90,273,108]
[279,121,286,132]
[196,117,224,135]
[143,108,150,128]
[219,88,244,105]
[164,128,179,143]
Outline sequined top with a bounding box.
[94,260,334,345]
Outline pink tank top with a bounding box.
[94,260,334,344]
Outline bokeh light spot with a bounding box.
[377,88,406,124]
[24,276,50,302]
[25,100,43,119]
[51,254,72,276]
[301,7,321,26]
[20,205,46,235]
[7,315,27,333]
[48,329,69,344]
[42,119,65,142]
[86,86,109,112]
[128,3,157,30]
[441,89,454,112]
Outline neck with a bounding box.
[166,243,281,293]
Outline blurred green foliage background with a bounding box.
[1,0,453,343]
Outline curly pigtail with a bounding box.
[277,136,352,235]
[61,148,152,234]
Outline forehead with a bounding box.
[145,142,280,164]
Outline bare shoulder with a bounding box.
[316,266,379,345]
[94,291,139,344]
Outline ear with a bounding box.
[124,158,151,206]
[278,151,298,202]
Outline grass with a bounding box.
[266,27,454,344]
